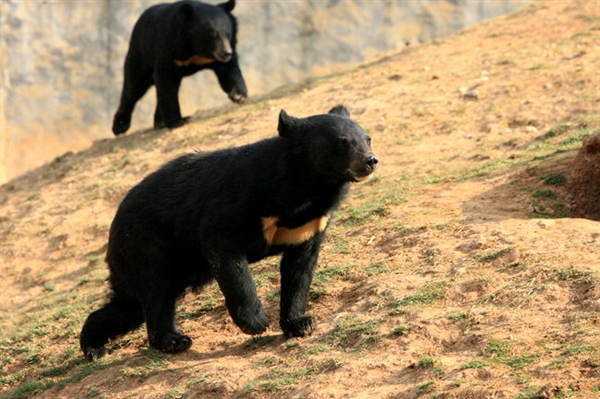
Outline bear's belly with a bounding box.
[262,216,328,246]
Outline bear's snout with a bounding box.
[214,38,233,62]
[346,153,378,183]
[214,49,232,63]
[365,155,378,171]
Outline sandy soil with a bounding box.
[1,1,599,398]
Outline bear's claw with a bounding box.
[113,112,132,135]
[155,332,193,353]
[234,304,269,335]
[281,316,316,339]
[229,92,247,104]
[83,346,107,361]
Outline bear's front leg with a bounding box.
[279,235,323,339]
[209,250,269,335]
[154,106,190,131]
[153,68,187,130]
[213,58,248,104]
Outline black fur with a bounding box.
[112,0,247,135]
[80,106,378,360]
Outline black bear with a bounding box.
[112,0,247,135]
[80,105,378,360]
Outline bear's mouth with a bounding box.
[346,167,375,183]
[346,156,378,183]
[347,171,373,183]
[213,50,232,63]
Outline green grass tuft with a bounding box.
[418,356,436,368]
[532,189,557,199]
[390,282,447,312]
[328,316,380,350]
[459,359,487,370]
[540,172,566,185]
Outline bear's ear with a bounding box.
[278,110,299,138]
[179,3,194,20]
[219,0,235,13]
[328,105,351,118]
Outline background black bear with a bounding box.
[80,105,378,360]
[112,0,247,135]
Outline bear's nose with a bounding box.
[365,155,378,170]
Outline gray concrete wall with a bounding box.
[0,0,531,183]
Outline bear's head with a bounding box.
[179,0,238,63]
[278,105,378,186]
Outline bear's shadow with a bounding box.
[128,332,286,363]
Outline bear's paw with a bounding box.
[281,316,316,339]
[83,346,108,361]
[153,332,193,353]
[233,304,269,335]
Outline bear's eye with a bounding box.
[366,136,372,146]
[337,137,348,146]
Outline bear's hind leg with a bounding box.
[80,294,144,360]
[113,54,153,135]
[141,281,192,354]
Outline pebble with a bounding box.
[465,89,479,100]
[459,88,479,100]
[456,237,486,253]
[525,126,539,133]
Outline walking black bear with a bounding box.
[112,0,247,135]
[81,105,378,360]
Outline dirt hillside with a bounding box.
[1,1,599,398]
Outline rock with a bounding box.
[456,237,486,253]
[536,220,555,228]
[528,203,554,215]
[465,89,479,100]
[492,248,519,267]
[525,126,539,134]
